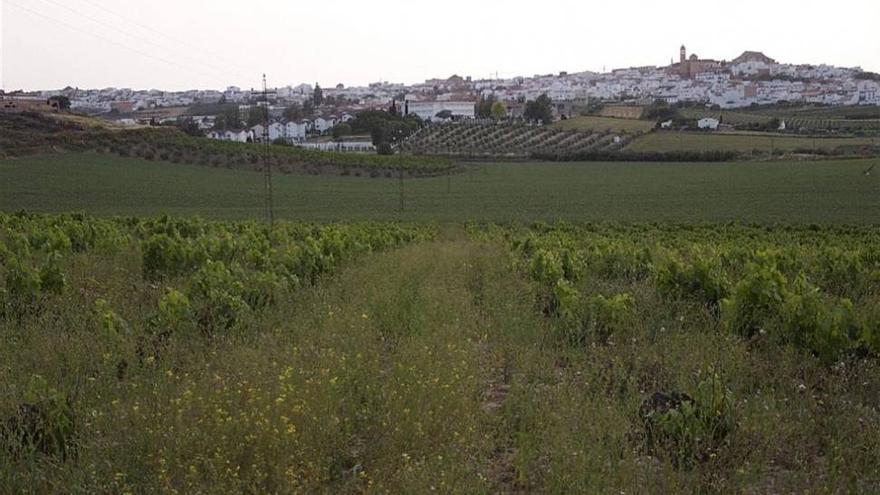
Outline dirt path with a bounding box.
[292,234,542,493]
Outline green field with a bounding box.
[678,107,880,133]
[552,115,656,134]
[3,214,880,493]
[628,131,879,153]
[4,152,880,492]
[750,104,880,120]
[2,153,879,223]
[677,108,775,126]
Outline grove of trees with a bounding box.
[524,94,554,124]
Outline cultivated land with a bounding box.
[2,144,880,493]
[2,215,879,493]
[398,123,631,158]
[677,107,880,133]
[2,153,879,223]
[551,115,656,134]
[627,131,879,153]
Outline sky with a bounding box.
[2,0,879,92]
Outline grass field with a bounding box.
[749,104,880,120]
[677,108,880,133]
[4,152,880,492]
[3,215,879,493]
[1,153,879,223]
[628,131,879,153]
[677,108,775,126]
[552,115,656,134]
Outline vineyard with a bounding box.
[474,223,880,365]
[0,113,456,178]
[679,107,880,133]
[551,115,657,134]
[2,214,879,492]
[785,117,880,133]
[397,122,633,158]
[627,130,878,154]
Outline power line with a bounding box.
[262,74,275,229]
[5,0,238,85]
[27,0,248,83]
[75,0,256,77]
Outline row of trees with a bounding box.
[475,95,508,120]
[350,106,424,154]
[476,94,553,123]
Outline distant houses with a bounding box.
[404,99,476,121]
[206,112,354,144]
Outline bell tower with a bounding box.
[680,45,687,64]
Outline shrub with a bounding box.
[582,293,634,340]
[2,375,77,460]
[38,257,66,296]
[862,305,880,356]
[653,251,729,308]
[142,234,193,281]
[188,261,250,336]
[528,248,565,287]
[780,277,860,364]
[721,263,788,338]
[587,244,650,280]
[559,290,635,344]
[641,372,735,468]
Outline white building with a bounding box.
[405,100,475,121]
[698,117,720,130]
[268,122,286,141]
[313,117,336,133]
[285,121,308,140]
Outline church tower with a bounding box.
[680,45,687,64]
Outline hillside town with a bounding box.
[3,46,879,145]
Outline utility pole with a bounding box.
[398,169,405,213]
[262,74,274,229]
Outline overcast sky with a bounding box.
[2,0,879,91]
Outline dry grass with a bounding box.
[552,116,656,134]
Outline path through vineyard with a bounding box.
[263,231,547,492]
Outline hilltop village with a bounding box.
[3,46,879,144]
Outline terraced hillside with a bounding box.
[398,123,632,158]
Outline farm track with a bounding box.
[281,229,544,492]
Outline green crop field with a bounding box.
[552,115,656,134]
[3,150,880,493]
[749,104,880,120]
[677,108,880,133]
[2,153,879,223]
[677,108,775,126]
[3,213,880,493]
[628,131,879,153]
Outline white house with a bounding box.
[250,124,265,141]
[285,121,308,141]
[698,117,720,130]
[206,130,249,143]
[268,122,286,141]
[226,130,249,143]
[405,100,476,121]
[313,117,336,133]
